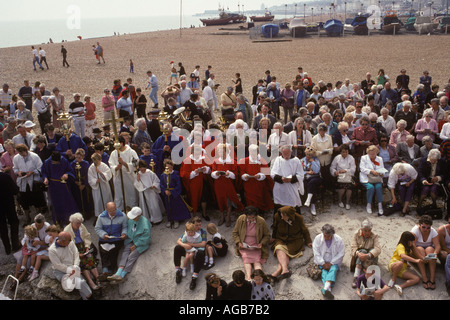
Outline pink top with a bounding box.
[0,151,18,181]
[84,102,96,120]
[101,95,115,111]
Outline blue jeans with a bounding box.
[73,118,86,138]
[33,57,44,70]
[363,182,383,204]
[149,87,158,105]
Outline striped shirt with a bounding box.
[68,101,86,120]
[0,89,12,107]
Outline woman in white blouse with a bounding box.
[330,144,356,210]
[288,117,312,159]
[439,113,450,141]
[387,163,417,217]
[268,122,289,157]
[359,145,385,215]
[378,107,396,137]
[311,123,333,189]
[410,215,440,290]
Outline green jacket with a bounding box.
[125,216,152,254]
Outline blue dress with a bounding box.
[41,157,79,225]
[160,170,190,223]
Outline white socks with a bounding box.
[304,193,313,207]
[324,281,332,291]
[366,204,372,214]
[378,203,383,215]
[353,267,361,278]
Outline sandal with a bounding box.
[394,284,403,296]
[423,281,430,290]
[429,281,436,290]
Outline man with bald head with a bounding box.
[95,202,128,281]
[48,231,93,299]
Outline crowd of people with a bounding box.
[1,63,450,300]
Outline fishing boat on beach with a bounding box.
[382,11,402,34]
[289,17,307,37]
[351,13,370,35]
[200,16,233,26]
[404,16,416,30]
[250,10,275,22]
[324,19,344,36]
[414,16,437,34]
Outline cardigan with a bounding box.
[232,214,270,260]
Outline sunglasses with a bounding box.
[380,140,388,142]
[421,225,431,230]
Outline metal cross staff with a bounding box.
[104,111,127,213]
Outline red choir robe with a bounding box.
[238,155,274,211]
[211,156,244,213]
[180,154,212,214]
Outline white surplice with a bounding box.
[134,169,165,224]
[87,162,113,216]
[109,145,139,211]
[270,156,304,207]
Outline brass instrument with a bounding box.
[218,116,230,131]
[172,107,193,128]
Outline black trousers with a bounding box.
[62,56,69,67]
[0,205,20,255]
[98,239,124,272]
[173,244,205,274]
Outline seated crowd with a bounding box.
[1,66,450,300]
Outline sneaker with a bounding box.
[175,269,182,284]
[28,270,39,281]
[166,221,172,228]
[189,277,197,290]
[321,288,334,299]
[107,274,123,282]
[366,204,372,214]
[304,199,311,207]
[378,203,384,216]
[173,221,179,229]
[310,204,316,216]
[346,204,351,210]
[182,268,187,277]
[338,202,345,208]
[388,279,395,287]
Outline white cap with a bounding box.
[24,120,36,128]
[127,207,142,220]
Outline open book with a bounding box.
[242,242,259,250]
[424,253,438,261]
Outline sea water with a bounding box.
[0,15,203,49]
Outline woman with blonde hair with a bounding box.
[359,145,386,215]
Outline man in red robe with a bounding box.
[238,144,274,214]
[180,144,212,221]
[211,143,244,227]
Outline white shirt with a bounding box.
[377,115,396,137]
[411,225,438,248]
[32,49,39,57]
[39,49,46,57]
[12,151,43,192]
[202,85,213,102]
[33,96,51,114]
[387,163,418,189]
[440,122,450,140]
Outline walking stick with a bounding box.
[96,166,105,212]
[75,162,85,215]
[165,166,173,228]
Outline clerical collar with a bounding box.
[189,154,205,161]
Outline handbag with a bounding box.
[337,172,353,184]
[368,173,382,184]
[306,262,322,280]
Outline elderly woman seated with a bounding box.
[378,107,396,137]
[288,117,312,159]
[269,206,312,282]
[389,119,409,149]
[300,147,323,216]
[378,133,398,176]
[388,163,418,217]
[415,108,438,145]
[417,149,445,211]
[311,123,333,191]
[312,224,345,299]
[332,121,353,154]
[359,145,386,216]
[232,206,271,281]
[330,144,356,209]
[350,219,381,288]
